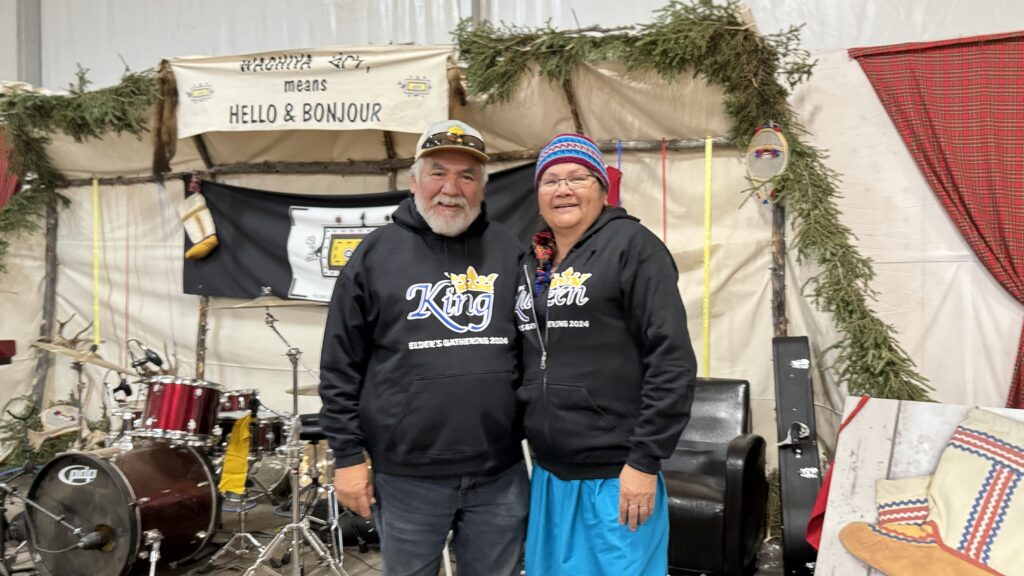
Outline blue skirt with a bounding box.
[525,465,669,576]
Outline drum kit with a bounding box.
[2,289,358,576]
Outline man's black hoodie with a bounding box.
[320,197,523,477]
[515,207,697,480]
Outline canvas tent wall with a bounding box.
[1,48,841,460]
[2,1,1022,465]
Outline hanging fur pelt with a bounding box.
[151,59,178,180]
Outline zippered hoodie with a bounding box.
[320,197,523,477]
[515,207,697,480]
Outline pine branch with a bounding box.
[0,69,158,272]
[456,0,931,401]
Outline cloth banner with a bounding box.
[850,32,1024,407]
[171,45,452,137]
[183,163,541,301]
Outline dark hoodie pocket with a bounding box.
[386,370,515,465]
[518,381,624,462]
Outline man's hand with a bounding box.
[618,464,657,531]
[335,462,375,518]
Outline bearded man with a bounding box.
[319,120,528,576]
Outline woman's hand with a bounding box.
[618,464,656,531]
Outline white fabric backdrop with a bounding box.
[3,0,1023,463]
[6,50,1023,464]
[10,60,815,463]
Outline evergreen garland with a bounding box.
[0,67,158,271]
[0,3,930,401]
[456,0,931,400]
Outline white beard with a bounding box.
[414,193,481,237]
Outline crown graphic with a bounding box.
[549,267,592,289]
[448,266,497,294]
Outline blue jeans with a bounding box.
[372,461,529,576]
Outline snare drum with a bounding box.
[138,376,223,446]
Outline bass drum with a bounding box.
[26,442,219,576]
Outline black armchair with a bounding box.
[665,377,767,575]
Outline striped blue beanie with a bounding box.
[535,133,609,190]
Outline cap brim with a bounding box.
[417,145,489,163]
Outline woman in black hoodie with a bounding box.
[516,134,697,576]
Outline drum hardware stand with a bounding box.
[323,457,344,561]
[198,488,267,573]
[142,529,162,576]
[274,444,344,562]
[0,432,35,576]
[243,306,346,576]
[0,482,18,576]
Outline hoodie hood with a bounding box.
[576,206,636,247]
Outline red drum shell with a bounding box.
[114,408,144,434]
[139,376,222,444]
[220,388,259,413]
[216,413,285,455]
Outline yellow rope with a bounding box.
[702,138,713,377]
[92,178,101,345]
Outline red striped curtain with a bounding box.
[0,132,19,209]
[850,32,1024,407]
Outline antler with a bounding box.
[51,314,94,351]
[55,313,78,339]
[68,321,94,350]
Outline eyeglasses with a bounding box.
[537,174,596,191]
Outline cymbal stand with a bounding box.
[244,310,346,576]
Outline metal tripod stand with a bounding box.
[199,486,267,572]
[243,310,346,576]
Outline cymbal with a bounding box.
[286,384,320,396]
[31,340,128,373]
[215,295,327,309]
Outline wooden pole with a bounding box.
[771,201,788,337]
[32,196,59,403]
[195,295,209,380]
[65,138,737,188]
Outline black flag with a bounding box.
[183,163,539,299]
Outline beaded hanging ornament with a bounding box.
[746,122,790,204]
[531,231,556,297]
